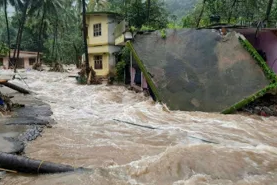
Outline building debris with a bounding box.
[127,29,277,113]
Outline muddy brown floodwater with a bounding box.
[1,70,277,185]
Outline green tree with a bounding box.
[0,0,16,63]
[88,0,109,11]
[182,0,277,28]
[30,0,63,68]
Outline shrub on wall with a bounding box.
[115,60,126,82]
[0,42,9,57]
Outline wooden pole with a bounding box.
[82,0,90,77]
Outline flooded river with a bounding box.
[1,70,277,185]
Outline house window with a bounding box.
[93,23,102,37]
[0,58,3,66]
[29,58,36,65]
[94,55,103,69]
[17,58,24,69]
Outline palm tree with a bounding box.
[88,0,109,11]
[264,0,274,25]
[228,0,238,23]
[12,0,33,72]
[196,0,207,28]
[0,0,16,64]
[82,0,90,76]
[30,0,63,68]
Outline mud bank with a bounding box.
[0,86,54,154]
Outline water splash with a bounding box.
[1,69,277,185]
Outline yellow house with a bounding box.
[86,12,122,77]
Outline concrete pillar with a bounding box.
[24,58,30,69]
[130,51,134,86]
[130,67,135,86]
[142,74,148,89]
[3,58,9,69]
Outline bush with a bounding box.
[0,42,9,56]
[115,60,126,82]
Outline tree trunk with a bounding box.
[4,0,11,63]
[82,0,90,77]
[228,0,237,23]
[264,0,274,25]
[52,18,58,60]
[12,0,31,73]
[196,0,207,28]
[147,0,151,26]
[36,6,47,66]
[73,43,80,68]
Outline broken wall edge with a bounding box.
[126,41,162,102]
[222,35,277,114]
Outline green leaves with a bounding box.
[182,0,277,28]
[160,28,166,39]
[0,42,9,56]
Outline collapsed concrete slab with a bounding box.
[127,29,277,113]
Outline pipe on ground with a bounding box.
[0,82,30,94]
[0,152,76,174]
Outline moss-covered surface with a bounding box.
[126,41,162,102]
[222,83,277,114]
[238,36,277,83]
[222,35,277,114]
[127,30,276,113]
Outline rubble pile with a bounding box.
[240,94,277,117]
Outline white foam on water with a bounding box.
[1,70,277,185]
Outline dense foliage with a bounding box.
[182,0,277,28]
[0,0,275,68]
[0,0,169,67]
[0,42,9,56]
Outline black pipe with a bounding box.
[1,82,30,94]
[0,152,76,174]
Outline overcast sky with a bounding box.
[7,5,14,16]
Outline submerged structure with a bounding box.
[127,29,277,113]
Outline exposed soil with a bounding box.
[239,93,277,117]
[0,86,54,155]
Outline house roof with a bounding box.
[86,11,121,17]
[0,50,41,58]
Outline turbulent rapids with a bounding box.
[1,70,277,185]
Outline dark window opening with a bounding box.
[93,23,102,37]
[29,58,36,65]
[17,59,24,69]
[94,55,103,69]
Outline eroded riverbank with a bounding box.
[0,85,53,155]
[1,70,277,185]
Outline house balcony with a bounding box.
[114,20,133,46]
[115,32,133,46]
[88,45,110,54]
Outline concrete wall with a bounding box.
[89,54,109,76]
[108,45,121,67]
[24,58,30,68]
[87,14,109,46]
[240,30,277,73]
[87,14,122,77]
[108,15,117,44]
[1,57,31,69]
